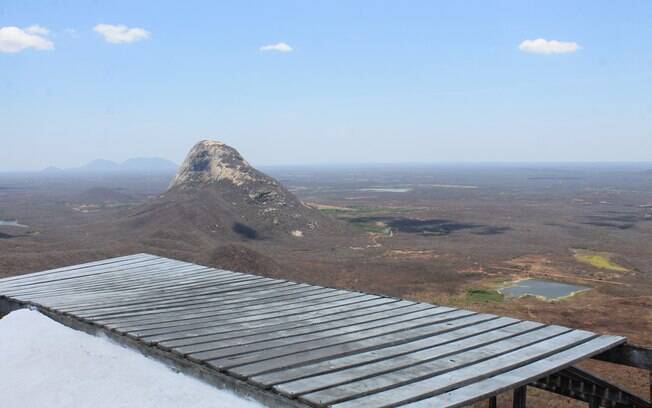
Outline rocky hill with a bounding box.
[128,140,339,242]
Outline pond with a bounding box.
[0,220,30,228]
[499,279,589,300]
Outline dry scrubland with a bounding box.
[1,163,651,405]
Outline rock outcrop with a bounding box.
[169,141,259,189]
[168,140,304,213]
[130,140,337,241]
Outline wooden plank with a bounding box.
[38,265,241,302]
[1,257,177,295]
[3,259,202,298]
[46,272,281,309]
[67,278,303,317]
[101,285,361,325]
[51,279,298,312]
[251,319,531,388]
[121,293,370,338]
[0,253,153,286]
[33,275,271,315]
[108,294,381,338]
[203,309,475,370]
[143,298,400,343]
[104,287,344,330]
[157,301,420,348]
[76,278,302,319]
[249,317,521,386]
[77,282,311,323]
[404,336,625,408]
[232,313,498,379]
[168,303,435,354]
[322,330,597,408]
[16,264,225,303]
[31,265,247,300]
[280,324,567,400]
[95,285,320,329]
[121,292,370,336]
[190,307,459,361]
[0,253,147,284]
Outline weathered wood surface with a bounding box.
[0,254,626,408]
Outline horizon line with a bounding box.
[2,160,652,174]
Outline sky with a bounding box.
[1,0,651,171]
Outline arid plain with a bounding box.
[1,162,651,406]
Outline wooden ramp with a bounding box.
[0,253,626,408]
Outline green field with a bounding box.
[573,249,629,272]
[465,288,504,303]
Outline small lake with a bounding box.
[499,279,589,300]
[0,220,30,228]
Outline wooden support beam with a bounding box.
[593,343,652,403]
[513,386,527,408]
[533,365,651,408]
[593,343,652,371]
[488,396,497,408]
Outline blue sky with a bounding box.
[1,1,651,170]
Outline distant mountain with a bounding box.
[43,157,178,174]
[128,140,342,241]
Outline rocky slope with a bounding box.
[128,140,339,241]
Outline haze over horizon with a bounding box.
[16,156,652,175]
[2,1,651,171]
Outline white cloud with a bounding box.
[259,42,293,52]
[25,25,50,36]
[0,25,54,53]
[519,38,581,54]
[93,24,150,44]
[64,28,78,38]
